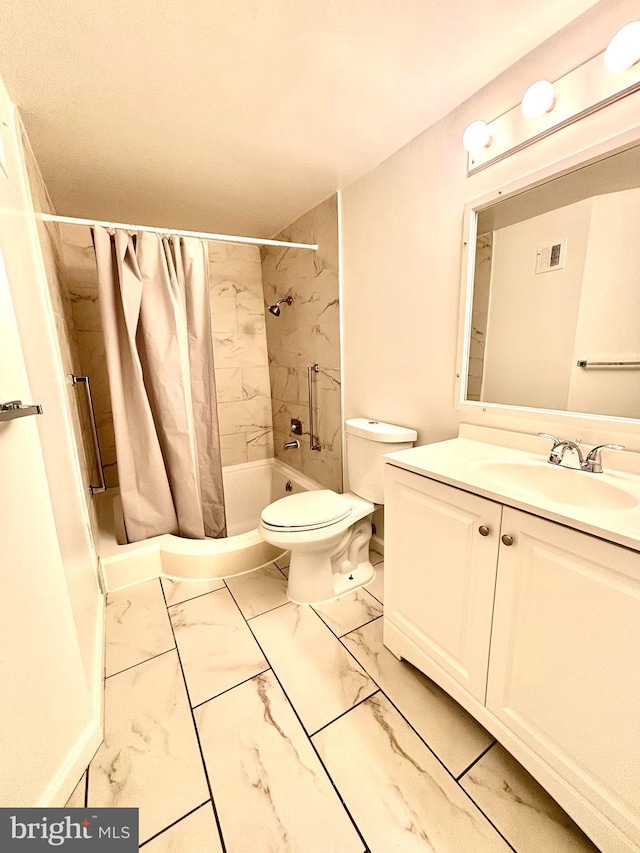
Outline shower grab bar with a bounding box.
[71,374,106,496]
[577,359,640,368]
[307,364,322,451]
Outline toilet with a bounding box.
[258,418,417,605]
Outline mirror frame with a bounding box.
[455,125,640,435]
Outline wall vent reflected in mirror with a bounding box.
[463,141,640,421]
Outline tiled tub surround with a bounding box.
[208,241,274,466]
[81,547,598,852]
[261,194,343,493]
[59,230,274,484]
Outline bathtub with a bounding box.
[96,458,322,592]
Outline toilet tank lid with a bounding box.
[345,418,417,443]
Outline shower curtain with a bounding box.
[93,226,226,542]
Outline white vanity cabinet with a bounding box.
[383,460,640,853]
[384,464,502,702]
[487,506,640,846]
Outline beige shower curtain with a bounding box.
[93,226,226,542]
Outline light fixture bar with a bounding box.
[39,213,318,251]
[467,46,640,174]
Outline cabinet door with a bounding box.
[487,507,640,847]
[384,465,502,702]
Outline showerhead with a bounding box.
[268,295,293,317]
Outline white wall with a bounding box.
[341,0,640,453]
[0,73,102,805]
[568,188,640,417]
[2,97,103,707]
[483,198,592,410]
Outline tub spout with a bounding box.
[284,440,300,450]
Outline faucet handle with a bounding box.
[583,444,625,473]
[538,432,560,445]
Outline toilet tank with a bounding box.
[345,418,417,503]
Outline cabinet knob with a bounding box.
[501,534,514,546]
[478,525,490,537]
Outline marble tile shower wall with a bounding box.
[261,194,342,492]
[20,130,100,540]
[58,229,274,484]
[208,241,274,466]
[59,224,119,488]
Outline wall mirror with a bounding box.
[460,138,640,422]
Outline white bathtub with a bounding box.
[96,458,321,592]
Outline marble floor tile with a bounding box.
[364,561,384,603]
[142,804,223,852]
[105,579,175,677]
[88,652,209,845]
[169,588,268,707]
[65,772,86,807]
[161,576,225,608]
[249,603,377,734]
[341,619,493,777]
[195,671,364,852]
[313,590,382,637]
[313,693,509,853]
[460,743,600,853]
[225,563,289,619]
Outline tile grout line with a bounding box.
[223,585,372,853]
[309,689,381,738]
[335,618,518,852]
[191,666,272,711]
[335,616,489,785]
[138,800,211,848]
[455,739,497,781]
[311,605,382,643]
[245,599,291,621]
[160,581,228,853]
[166,583,229,613]
[105,646,176,680]
[456,785,518,853]
[162,584,226,608]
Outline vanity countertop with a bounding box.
[384,425,640,555]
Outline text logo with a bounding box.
[0,809,138,850]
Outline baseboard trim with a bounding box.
[371,533,384,555]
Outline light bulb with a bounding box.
[604,21,640,73]
[521,80,555,119]
[462,120,491,153]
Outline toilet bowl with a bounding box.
[258,419,417,605]
[259,489,375,604]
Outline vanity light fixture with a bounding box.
[464,19,640,174]
[604,21,640,73]
[521,80,555,119]
[462,120,491,153]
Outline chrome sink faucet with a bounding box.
[538,433,624,473]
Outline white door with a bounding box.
[487,507,640,849]
[384,465,502,702]
[0,247,94,806]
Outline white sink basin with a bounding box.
[471,459,638,510]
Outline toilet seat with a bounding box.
[260,490,352,532]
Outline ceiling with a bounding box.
[0,0,600,238]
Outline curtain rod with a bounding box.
[39,213,318,251]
